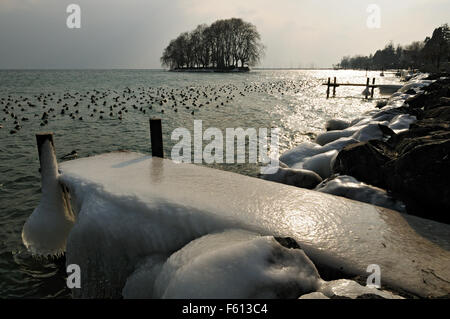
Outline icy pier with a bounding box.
[22,147,450,298]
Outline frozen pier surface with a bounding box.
[57,152,450,298]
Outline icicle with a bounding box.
[22,135,75,257]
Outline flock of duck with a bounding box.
[0,79,308,135]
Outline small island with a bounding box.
[160,18,265,72]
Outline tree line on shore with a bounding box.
[336,24,449,71]
[161,18,265,70]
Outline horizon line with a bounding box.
[0,67,337,71]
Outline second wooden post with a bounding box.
[149,118,164,158]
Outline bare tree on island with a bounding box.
[161,18,265,72]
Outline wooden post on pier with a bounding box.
[149,118,164,158]
[36,133,55,162]
[371,78,376,99]
[326,77,331,99]
[36,132,58,178]
[333,77,337,97]
[365,78,370,100]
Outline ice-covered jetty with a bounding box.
[23,147,450,298]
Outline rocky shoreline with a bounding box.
[334,74,450,224]
[262,72,450,225]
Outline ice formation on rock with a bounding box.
[22,139,75,256]
[315,175,406,212]
[318,279,404,299]
[124,230,321,299]
[260,166,322,189]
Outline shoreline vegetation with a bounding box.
[161,18,264,72]
[334,24,449,73]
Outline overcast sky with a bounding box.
[0,0,448,69]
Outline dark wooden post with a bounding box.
[36,132,58,180]
[365,77,370,99]
[326,77,331,99]
[36,133,55,162]
[333,77,337,97]
[371,78,376,99]
[149,118,164,158]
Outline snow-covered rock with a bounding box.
[314,175,406,213]
[124,230,321,299]
[318,279,403,299]
[260,166,322,189]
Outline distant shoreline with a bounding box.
[0,68,389,71]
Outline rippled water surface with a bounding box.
[0,69,400,298]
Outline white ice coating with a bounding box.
[325,119,350,131]
[299,280,405,299]
[260,166,323,189]
[279,142,323,167]
[21,139,75,256]
[302,150,338,180]
[299,292,330,299]
[51,152,450,298]
[124,230,321,299]
[317,279,404,299]
[314,175,406,213]
[388,114,417,133]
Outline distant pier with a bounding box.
[323,77,377,99]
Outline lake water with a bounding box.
[0,69,400,298]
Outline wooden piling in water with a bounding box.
[36,132,57,177]
[36,133,55,161]
[365,78,370,100]
[333,77,336,97]
[35,132,58,179]
[371,78,376,99]
[326,77,331,99]
[149,118,164,158]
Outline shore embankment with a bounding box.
[334,73,450,224]
[263,72,450,224]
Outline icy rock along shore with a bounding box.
[122,230,403,299]
[334,74,450,224]
[261,73,436,214]
[21,139,75,256]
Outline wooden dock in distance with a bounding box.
[323,77,376,99]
